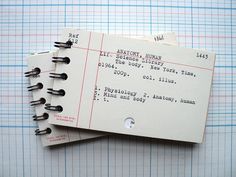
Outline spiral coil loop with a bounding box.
[45,104,63,112]
[27,82,43,91]
[54,40,73,48]
[24,67,41,77]
[30,98,46,106]
[52,57,70,64]
[35,127,52,135]
[49,73,68,80]
[47,88,65,96]
[33,113,49,121]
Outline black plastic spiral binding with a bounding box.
[45,104,63,112]
[35,127,52,135]
[49,73,68,80]
[47,88,65,96]
[27,82,43,91]
[52,57,70,64]
[30,98,46,106]
[54,40,73,48]
[33,113,49,121]
[24,67,41,77]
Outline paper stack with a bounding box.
[25,28,215,147]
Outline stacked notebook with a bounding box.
[25,28,215,147]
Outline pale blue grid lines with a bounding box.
[0,0,235,177]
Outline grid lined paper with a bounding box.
[0,0,235,177]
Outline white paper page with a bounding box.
[49,29,215,143]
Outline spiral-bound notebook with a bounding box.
[49,29,215,143]
[26,33,177,146]
[26,51,105,146]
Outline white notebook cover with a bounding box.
[49,29,215,143]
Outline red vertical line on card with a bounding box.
[76,32,92,127]
[89,34,104,129]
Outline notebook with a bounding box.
[48,29,216,143]
[25,51,105,146]
[49,29,215,143]
[25,33,177,146]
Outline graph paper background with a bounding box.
[0,0,235,177]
